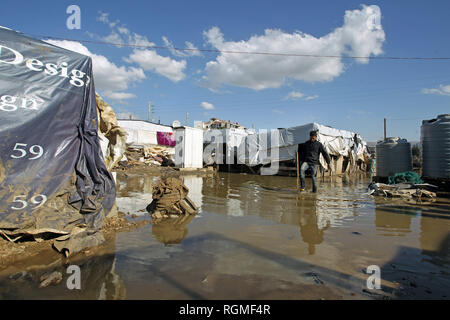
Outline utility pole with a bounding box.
[185,112,189,126]
[384,118,386,141]
[148,102,151,122]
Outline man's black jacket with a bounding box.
[297,140,331,165]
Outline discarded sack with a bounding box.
[146,177,198,219]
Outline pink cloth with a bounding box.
[157,131,176,147]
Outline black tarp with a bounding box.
[0,27,115,252]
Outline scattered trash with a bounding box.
[117,145,175,169]
[96,93,128,171]
[39,271,62,288]
[368,182,436,200]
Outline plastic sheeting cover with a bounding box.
[238,123,369,168]
[0,28,115,244]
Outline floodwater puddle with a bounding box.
[0,172,449,299]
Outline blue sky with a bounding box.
[2,0,449,141]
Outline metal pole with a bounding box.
[148,102,152,122]
[384,118,386,141]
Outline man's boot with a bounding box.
[299,178,305,191]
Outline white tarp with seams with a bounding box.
[238,123,369,169]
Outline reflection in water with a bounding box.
[201,173,369,230]
[374,201,414,237]
[420,213,450,267]
[3,171,449,299]
[183,176,203,212]
[115,174,160,215]
[295,195,329,255]
[152,215,196,245]
[99,173,450,298]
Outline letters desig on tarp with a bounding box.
[0,27,115,252]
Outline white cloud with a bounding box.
[284,90,304,100]
[102,31,124,46]
[117,26,130,35]
[422,84,450,96]
[97,12,119,28]
[103,91,136,100]
[200,101,215,110]
[162,36,202,57]
[44,39,145,101]
[96,12,187,82]
[283,91,318,101]
[97,12,109,24]
[126,50,186,82]
[202,5,385,90]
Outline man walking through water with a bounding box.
[298,131,332,192]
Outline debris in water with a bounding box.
[368,182,436,200]
[147,177,198,221]
[39,271,62,288]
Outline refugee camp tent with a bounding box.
[238,122,369,170]
[0,27,115,254]
[203,127,253,164]
[118,119,173,146]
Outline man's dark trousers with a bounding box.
[300,162,318,192]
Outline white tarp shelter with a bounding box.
[118,119,173,146]
[203,128,256,164]
[239,122,369,169]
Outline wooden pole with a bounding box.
[296,151,300,189]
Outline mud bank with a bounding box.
[0,212,149,270]
[113,162,215,178]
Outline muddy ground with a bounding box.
[0,213,146,269]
